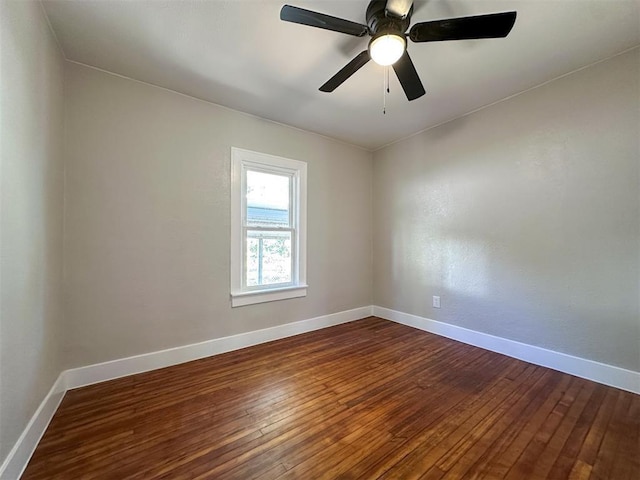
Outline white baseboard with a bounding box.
[65,305,372,390]
[373,305,640,395]
[0,374,67,480]
[0,305,372,479]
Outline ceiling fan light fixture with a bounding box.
[369,33,406,66]
[280,2,517,101]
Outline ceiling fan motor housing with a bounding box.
[366,0,412,36]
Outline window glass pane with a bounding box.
[246,230,292,287]
[246,170,290,227]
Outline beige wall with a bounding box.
[63,62,373,368]
[0,0,65,465]
[373,48,640,371]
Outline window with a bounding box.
[231,148,307,307]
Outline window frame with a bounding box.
[230,147,307,307]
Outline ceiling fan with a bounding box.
[280,0,517,101]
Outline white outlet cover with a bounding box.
[433,296,441,308]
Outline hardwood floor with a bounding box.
[22,317,639,479]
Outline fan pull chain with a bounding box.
[382,66,386,114]
[383,66,390,115]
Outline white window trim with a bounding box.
[230,147,307,307]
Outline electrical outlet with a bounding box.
[433,296,441,308]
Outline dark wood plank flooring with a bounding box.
[22,317,639,479]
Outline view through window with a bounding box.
[245,170,293,287]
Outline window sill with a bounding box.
[231,285,308,307]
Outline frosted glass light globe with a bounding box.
[369,34,406,66]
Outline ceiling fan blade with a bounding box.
[320,51,371,92]
[392,51,425,101]
[409,11,517,42]
[385,0,413,19]
[280,5,368,37]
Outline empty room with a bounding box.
[1,0,638,478]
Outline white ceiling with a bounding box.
[42,0,640,150]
